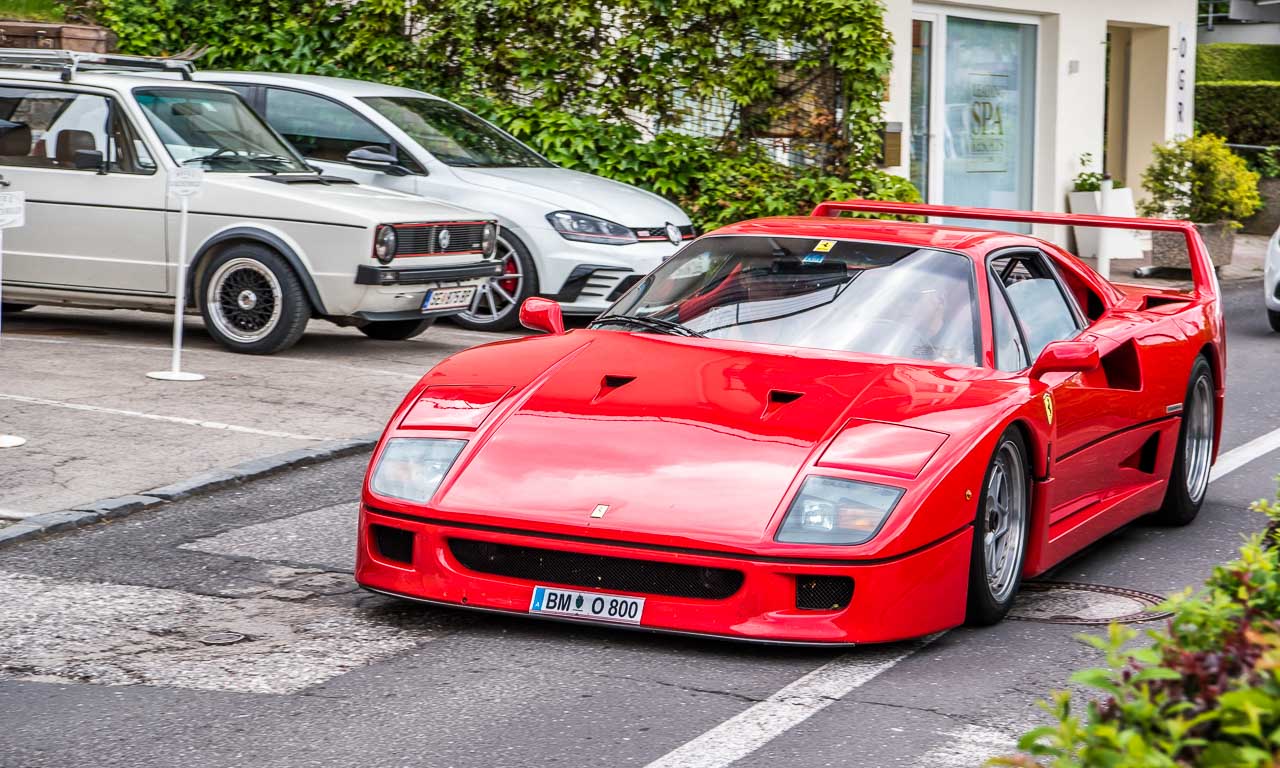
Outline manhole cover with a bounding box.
[1009,582,1172,625]
[199,631,248,646]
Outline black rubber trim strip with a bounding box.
[364,504,971,567]
[355,262,502,286]
[26,198,366,229]
[1054,414,1178,463]
[361,585,858,647]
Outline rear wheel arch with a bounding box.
[189,229,326,316]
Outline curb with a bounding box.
[0,434,378,549]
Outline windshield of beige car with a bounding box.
[595,235,981,366]
[134,88,311,173]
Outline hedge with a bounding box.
[1197,43,1280,83]
[1196,81,1280,147]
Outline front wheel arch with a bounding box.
[188,229,326,317]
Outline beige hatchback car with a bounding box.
[0,52,500,354]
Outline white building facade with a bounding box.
[879,0,1197,240]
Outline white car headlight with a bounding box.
[546,210,637,245]
[374,225,398,264]
[369,438,466,503]
[482,222,498,258]
[775,477,905,545]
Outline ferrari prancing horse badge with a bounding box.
[1043,393,1054,424]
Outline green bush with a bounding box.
[1139,133,1261,223]
[1197,44,1280,83]
[995,480,1280,767]
[87,0,917,231]
[1196,81,1280,147]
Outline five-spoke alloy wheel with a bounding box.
[967,427,1031,625]
[453,231,538,331]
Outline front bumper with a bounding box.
[355,505,971,645]
[355,262,503,286]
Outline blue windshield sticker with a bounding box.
[802,252,826,264]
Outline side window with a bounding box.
[0,86,152,174]
[264,88,420,170]
[990,252,1081,361]
[989,274,1028,371]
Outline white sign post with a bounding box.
[0,190,27,448]
[148,167,206,382]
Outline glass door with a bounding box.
[912,8,1038,226]
[909,18,932,198]
[943,16,1036,214]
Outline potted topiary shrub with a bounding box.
[1141,133,1262,268]
[1067,153,1141,262]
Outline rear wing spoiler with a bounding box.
[810,200,1219,300]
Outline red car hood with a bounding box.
[432,332,999,551]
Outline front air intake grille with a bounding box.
[795,576,853,611]
[371,524,414,564]
[448,539,744,600]
[394,222,487,257]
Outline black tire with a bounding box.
[452,229,539,332]
[1,303,33,313]
[358,318,434,341]
[1151,356,1215,526]
[198,243,310,355]
[1269,308,1280,333]
[966,427,1032,627]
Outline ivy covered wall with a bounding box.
[91,0,917,229]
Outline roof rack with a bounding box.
[0,49,196,81]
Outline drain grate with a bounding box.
[1009,581,1173,625]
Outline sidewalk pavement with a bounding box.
[0,308,518,523]
[1075,232,1267,290]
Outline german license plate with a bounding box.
[529,585,645,625]
[422,286,476,311]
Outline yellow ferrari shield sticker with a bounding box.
[1043,393,1054,424]
[813,239,836,253]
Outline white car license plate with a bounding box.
[529,585,645,625]
[422,286,477,311]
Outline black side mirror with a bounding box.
[73,149,104,172]
[346,145,411,176]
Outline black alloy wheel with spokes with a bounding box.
[199,243,309,355]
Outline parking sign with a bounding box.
[167,167,205,198]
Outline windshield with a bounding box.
[599,235,980,366]
[360,96,551,168]
[133,88,310,173]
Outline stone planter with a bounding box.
[1242,178,1280,236]
[1152,220,1234,269]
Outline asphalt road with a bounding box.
[1,282,1278,768]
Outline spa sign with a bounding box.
[967,72,1009,173]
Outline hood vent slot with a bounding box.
[762,389,804,419]
[594,374,636,401]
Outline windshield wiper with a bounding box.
[245,154,299,174]
[590,315,706,338]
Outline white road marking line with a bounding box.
[0,393,327,441]
[642,641,928,768]
[1,336,423,380]
[916,725,1018,767]
[1211,426,1280,483]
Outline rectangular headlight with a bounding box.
[775,476,905,545]
[369,438,466,503]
